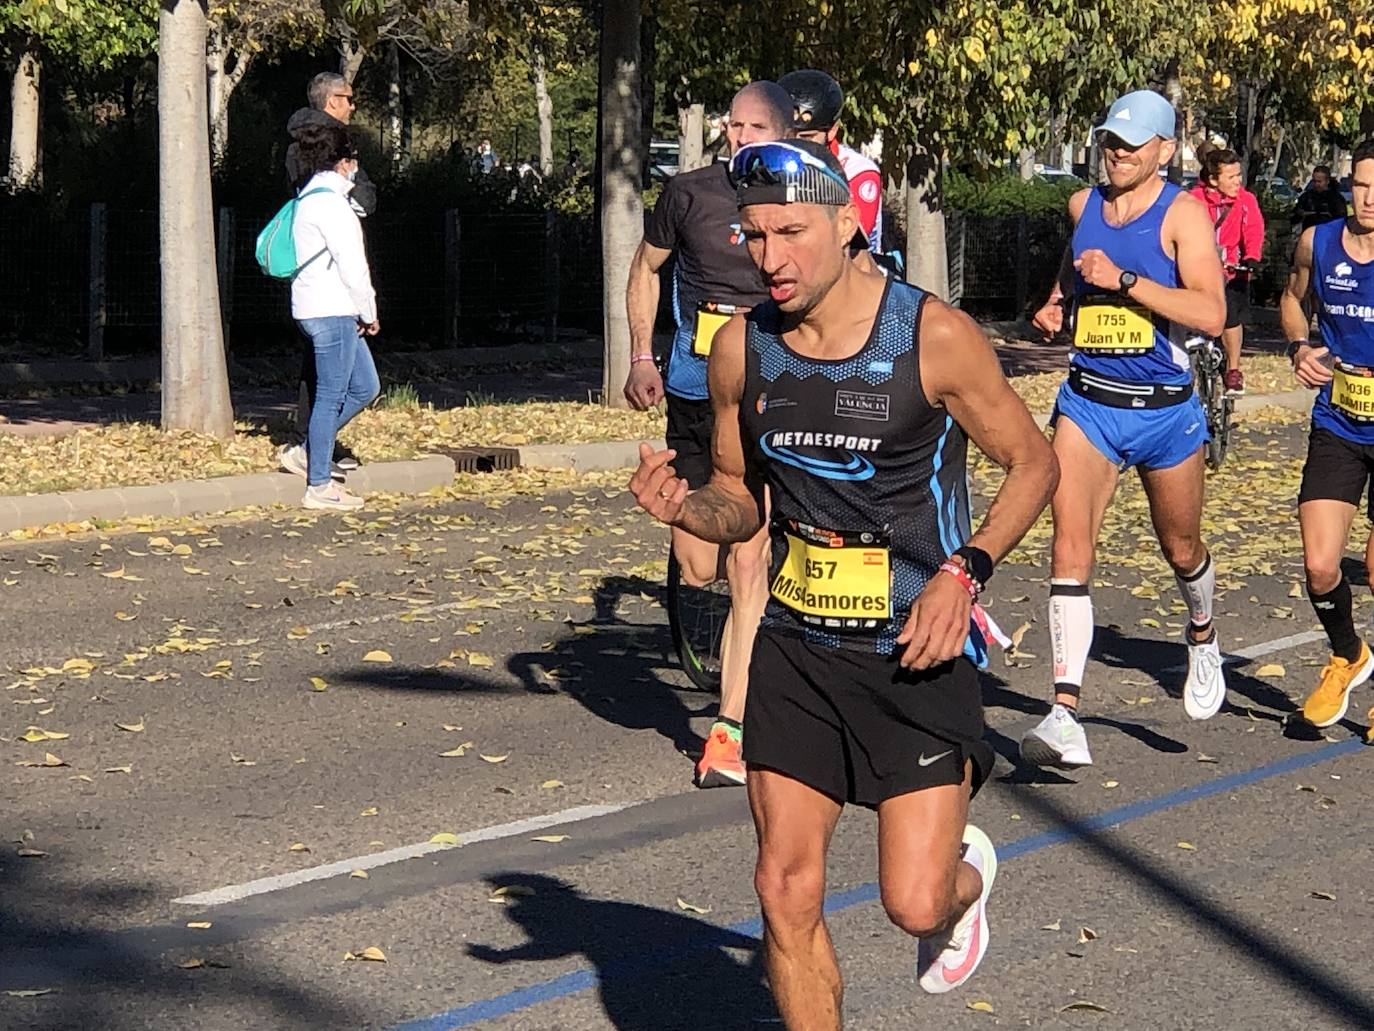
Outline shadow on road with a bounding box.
[0,863,361,1030]
[469,873,777,1030]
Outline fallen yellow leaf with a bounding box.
[429,832,460,846]
[186,921,212,930]
[363,649,393,663]
[116,718,145,733]
[1255,663,1286,677]
[343,946,387,962]
[675,897,711,915]
[966,1000,994,1013]
[479,753,509,764]
[531,834,568,843]
[309,676,329,692]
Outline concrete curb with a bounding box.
[519,439,666,472]
[0,455,456,534]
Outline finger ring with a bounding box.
[658,489,671,500]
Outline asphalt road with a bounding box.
[2,416,1372,1031]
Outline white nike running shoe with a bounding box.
[1183,633,1227,720]
[1019,703,1093,768]
[917,824,998,994]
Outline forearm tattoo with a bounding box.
[677,484,762,544]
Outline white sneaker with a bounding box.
[302,482,364,511]
[278,444,308,478]
[1183,632,1227,720]
[917,824,997,994]
[1019,703,1093,768]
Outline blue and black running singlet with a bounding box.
[740,279,986,663]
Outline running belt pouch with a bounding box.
[691,303,740,358]
[255,187,330,279]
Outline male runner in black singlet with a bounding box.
[630,140,1058,1026]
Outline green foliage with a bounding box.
[0,0,157,66]
[944,170,1084,217]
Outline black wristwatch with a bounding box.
[952,546,994,590]
[1118,270,1139,295]
[1286,340,1309,361]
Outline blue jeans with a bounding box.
[296,316,380,486]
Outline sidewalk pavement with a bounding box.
[0,456,456,536]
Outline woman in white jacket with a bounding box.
[277,123,381,511]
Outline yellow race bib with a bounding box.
[1073,296,1156,356]
[691,304,740,357]
[1332,364,1374,422]
[770,521,891,631]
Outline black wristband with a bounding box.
[1286,340,1308,360]
[953,546,994,588]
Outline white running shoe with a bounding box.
[917,824,998,994]
[303,482,364,511]
[278,443,308,478]
[1019,703,1093,768]
[1183,632,1227,720]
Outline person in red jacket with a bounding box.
[1188,147,1265,395]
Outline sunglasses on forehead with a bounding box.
[728,142,850,193]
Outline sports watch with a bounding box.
[1118,270,1139,295]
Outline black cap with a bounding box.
[777,69,844,131]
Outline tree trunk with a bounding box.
[338,36,366,84]
[532,43,554,177]
[1017,148,1035,181]
[205,28,252,171]
[386,41,404,175]
[8,49,42,192]
[1267,125,1285,181]
[1163,57,1184,184]
[158,0,233,438]
[678,102,704,172]
[599,0,643,409]
[904,137,948,301]
[638,7,656,186]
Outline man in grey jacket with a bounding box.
[285,71,376,460]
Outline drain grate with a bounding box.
[441,447,522,474]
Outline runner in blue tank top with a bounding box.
[1281,138,1374,736]
[631,140,1058,1021]
[1020,90,1230,771]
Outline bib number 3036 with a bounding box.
[1072,295,1155,356]
[769,521,891,632]
[1332,364,1374,422]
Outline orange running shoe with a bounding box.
[694,724,745,789]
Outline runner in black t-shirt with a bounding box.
[623,80,793,790]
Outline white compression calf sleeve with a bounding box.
[1174,553,1215,631]
[1049,579,1093,701]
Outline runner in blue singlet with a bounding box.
[1281,138,1374,736]
[1019,90,1230,770]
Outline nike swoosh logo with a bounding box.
[918,750,953,767]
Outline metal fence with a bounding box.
[1,202,1289,358]
[0,203,604,357]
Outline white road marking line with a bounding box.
[176,628,1328,909]
[1161,629,1327,674]
[171,803,625,907]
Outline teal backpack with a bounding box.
[255,187,331,279]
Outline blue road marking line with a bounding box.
[387,737,1363,1030]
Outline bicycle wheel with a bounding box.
[666,550,730,693]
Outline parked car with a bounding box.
[649,139,679,182]
[1255,176,1298,202]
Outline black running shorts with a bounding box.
[1300,427,1374,518]
[1224,278,1250,331]
[743,631,994,808]
[665,393,715,490]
